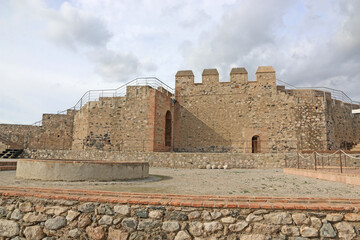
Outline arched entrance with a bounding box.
[165,111,172,147]
[252,135,260,153]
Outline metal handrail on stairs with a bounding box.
[0,132,10,145]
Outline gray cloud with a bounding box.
[182,0,360,101]
[88,49,157,82]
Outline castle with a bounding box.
[1,66,360,154]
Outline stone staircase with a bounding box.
[0,149,23,159]
[0,160,17,171]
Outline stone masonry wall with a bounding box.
[174,67,329,153]
[71,86,174,152]
[23,149,328,169]
[1,194,360,239]
[0,110,75,150]
[325,100,360,150]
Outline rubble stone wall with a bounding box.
[1,195,360,239]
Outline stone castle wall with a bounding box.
[71,85,174,152]
[1,66,359,153]
[0,110,75,150]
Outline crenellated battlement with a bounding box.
[175,66,277,97]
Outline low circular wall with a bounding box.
[16,159,149,181]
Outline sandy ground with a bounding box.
[1,168,360,198]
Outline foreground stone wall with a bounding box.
[1,195,360,239]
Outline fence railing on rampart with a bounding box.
[276,79,360,110]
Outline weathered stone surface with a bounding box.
[86,226,105,240]
[135,209,148,218]
[10,209,23,220]
[264,212,292,225]
[165,211,188,221]
[229,221,248,232]
[137,219,161,230]
[320,222,336,238]
[344,213,360,222]
[121,217,138,232]
[239,234,268,240]
[252,223,280,235]
[24,226,45,240]
[78,203,95,213]
[66,210,80,222]
[0,207,6,217]
[78,214,92,228]
[325,213,343,222]
[96,205,114,215]
[0,220,20,237]
[292,213,310,226]
[335,222,356,239]
[201,211,212,221]
[114,205,130,216]
[310,217,322,229]
[68,228,81,238]
[45,216,67,230]
[23,213,47,223]
[189,222,203,237]
[246,214,263,222]
[174,230,191,240]
[300,226,318,237]
[281,225,300,236]
[162,221,180,232]
[253,210,269,215]
[221,216,236,224]
[210,211,222,220]
[99,215,113,225]
[149,210,163,219]
[108,227,128,240]
[44,206,68,216]
[188,211,200,220]
[19,202,33,213]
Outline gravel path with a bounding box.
[1,168,360,198]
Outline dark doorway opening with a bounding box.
[252,135,260,153]
[165,111,172,147]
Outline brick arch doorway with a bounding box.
[165,111,172,148]
[252,135,260,153]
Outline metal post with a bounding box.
[344,153,347,167]
[297,153,300,169]
[328,156,330,166]
[314,152,317,171]
[322,156,324,168]
[340,151,343,173]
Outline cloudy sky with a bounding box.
[1,0,360,124]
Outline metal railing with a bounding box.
[30,77,174,125]
[276,79,360,108]
[58,77,174,113]
[0,132,10,145]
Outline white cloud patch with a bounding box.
[88,49,157,82]
[44,2,112,50]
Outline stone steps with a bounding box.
[0,149,23,159]
[0,160,17,171]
